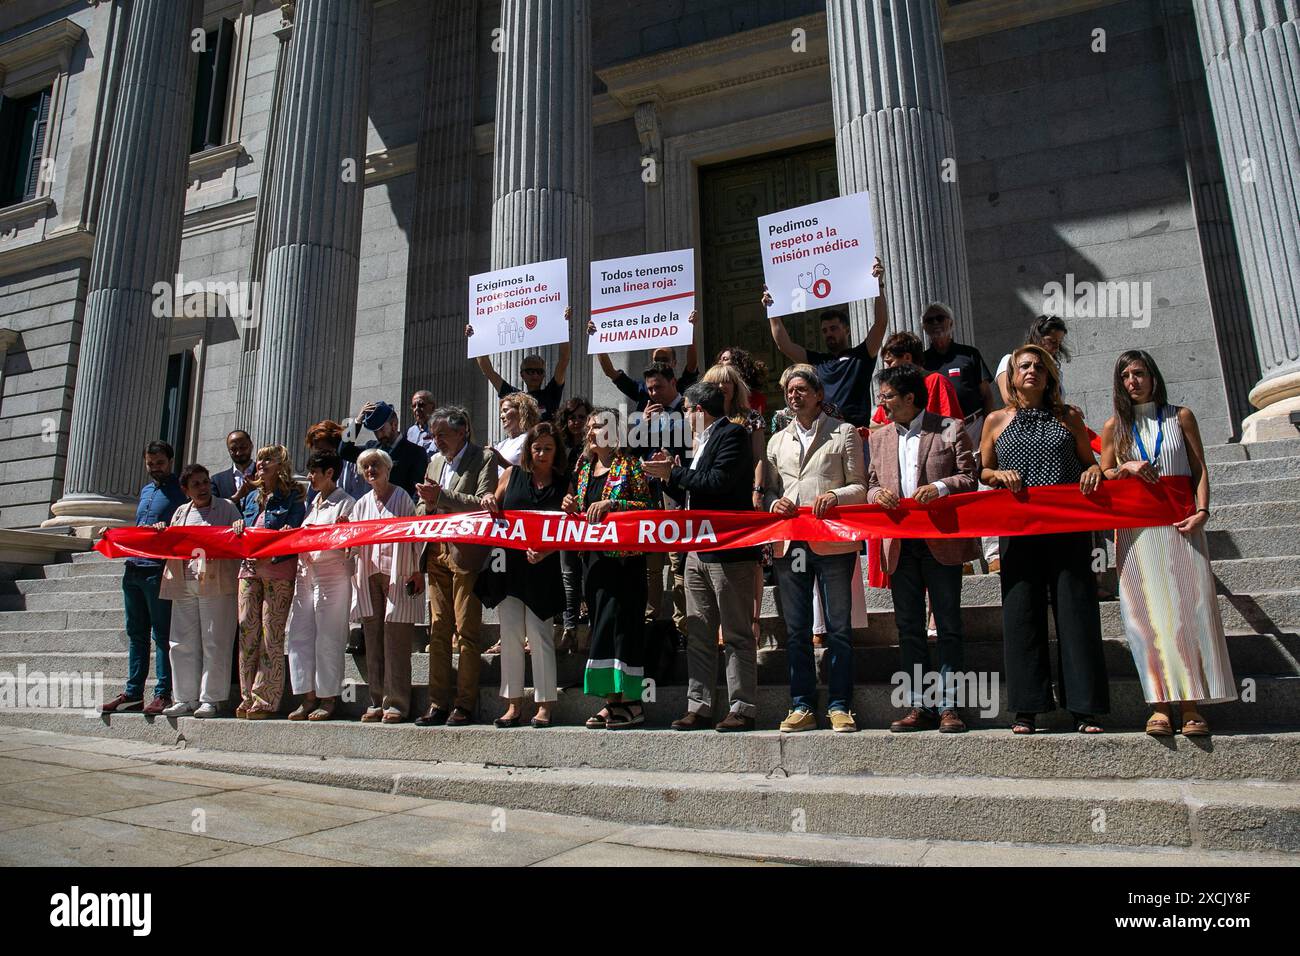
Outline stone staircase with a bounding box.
[1,438,1298,859]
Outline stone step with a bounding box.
[139,745,1300,852]
[1212,476,1300,505]
[0,628,127,652]
[173,718,1300,781]
[1,672,1295,732]
[1,574,122,595]
[1208,527,1299,559]
[1208,456,1300,482]
[1206,501,1300,530]
[1204,439,1300,462]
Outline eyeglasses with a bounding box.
[522,368,544,376]
[922,314,947,323]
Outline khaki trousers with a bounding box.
[426,548,482,712]
[359,573,412,716]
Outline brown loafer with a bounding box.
[446,706,474,726]
[889,707,938,732]
[715,713,755,733]
[671,711,713,731]
[143,696,171,716]
[938,709,966,733]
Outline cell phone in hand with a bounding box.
[405,580,417,596]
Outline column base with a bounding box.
[1241,370,1300,444]
[42,494,138,539]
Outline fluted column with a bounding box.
[47,0,201,531]
[1193,1,1300,442]
[251,0,371,451]
[401,0,480,422]
[488,0,592,439]
[826,0,973,342]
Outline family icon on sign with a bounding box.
[496,314,539,346]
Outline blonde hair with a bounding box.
[252,444,298,503]
[702,363,751,421]
[499,391,541,433]
[1006,344,1066,418]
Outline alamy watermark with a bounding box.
[889,666,1000,718]
[0,665,104,716]
[151,274,261,327]
[1042,274,1152,329]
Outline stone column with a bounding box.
[251,0,371,452]
[825,0,973,342]
[1193,1,1300,442]
[46,0,201,532]
[488,0,592,439]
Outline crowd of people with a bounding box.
[101,259,1235,737]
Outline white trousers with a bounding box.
[169,581,237,704]
[285,559,353,697]
[498,596,556,702]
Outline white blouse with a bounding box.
[350,485,425,625]
[300,486,356,566]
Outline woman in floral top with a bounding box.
[563,408,655,729]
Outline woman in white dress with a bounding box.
[158,464,242,718]
[350,449,425,723]
[285,450,356,721]
[1101,349,1235,737]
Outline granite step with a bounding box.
[138,745,1300,852]
[1203,439,1300,462]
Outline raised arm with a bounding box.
[863,257,888,357]
[684,309,699,376]
[553,307,573,385]
[763,286,808,364]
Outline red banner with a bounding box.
[94,477,1194,561]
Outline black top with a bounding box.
[805,341,877,427]
[994,407,1084,488]
[922,342,992,419]
[581,467,610,511]
[339,436,429,498]
[612,368,699,412]
[499,377,564,422]
[665,418,759,563]
[484,465,566,620]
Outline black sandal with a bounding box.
[1011,713,1036,735]
[605,702,645,730]
[494,712,524,728]
[585,707,610,729]
[1074,714,1104,734]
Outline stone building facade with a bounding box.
[0,0,1295,531]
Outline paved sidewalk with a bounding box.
[0,725,786,867]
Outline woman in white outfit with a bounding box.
[351,448,425,723]
[159,464,241,718]
[286,451,356,721]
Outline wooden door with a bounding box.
[699,142,839,410]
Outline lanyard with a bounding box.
[1132,407,1164,465]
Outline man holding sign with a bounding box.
[762,257,888,428]
[466,258,573,422]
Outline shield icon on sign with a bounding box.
[524,314,538,330]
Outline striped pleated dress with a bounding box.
[1116,403,1235,703]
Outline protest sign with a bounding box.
[588,249,695,354]
[758,192,878,317]
[467,257,569,358]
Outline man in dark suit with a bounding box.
[211,429,254,499]
[867,363,980,733]
[340,400,429,499]
[645,382,759,732]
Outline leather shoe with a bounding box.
[414,707,449,727]
[446,706,474,726]
[939,709,966,733]
[715,713,754,732]
[671,711,713,731]
[890,707,938,732]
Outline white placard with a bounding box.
[467,257,569,359]
[758,192,878,318]
[587,249,695,355]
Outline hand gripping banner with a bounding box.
[95,477,1195,561]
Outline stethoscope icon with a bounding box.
[798,264,831,298]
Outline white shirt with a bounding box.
[301,486,356,565]
[439,441,469,488]
[896,410,948,499]
[685,417,721,509]
[494,432,528,467]
[792,412,825,462]
[406,422,435,454]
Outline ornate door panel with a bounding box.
[699,142,839,411]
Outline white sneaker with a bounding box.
[193,703,219,719]
[161,700,195,717]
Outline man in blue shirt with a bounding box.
[102,441,187,715]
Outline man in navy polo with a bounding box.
[102,441,186,715]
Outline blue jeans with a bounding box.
[775,544,856,713]
[122,564,172,699]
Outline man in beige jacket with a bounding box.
[412,405,495,728]
[765,365,867,733]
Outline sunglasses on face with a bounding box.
[522,368,544,376]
